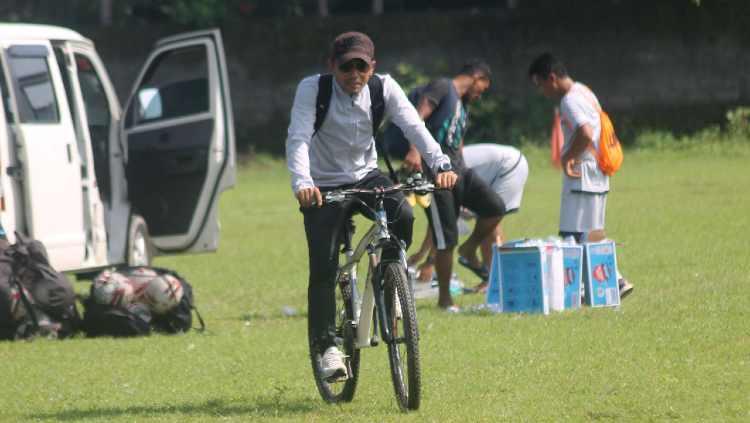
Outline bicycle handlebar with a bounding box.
[323,180,436,205]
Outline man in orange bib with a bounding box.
[528,53,632,298]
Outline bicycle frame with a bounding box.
[336,200,407,350]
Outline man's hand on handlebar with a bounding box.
[296,186,322,208]
[435,171,458,190]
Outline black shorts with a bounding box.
[425,168,505,250]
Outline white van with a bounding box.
[0,24,236,273]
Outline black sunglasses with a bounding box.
[338,59,370,73]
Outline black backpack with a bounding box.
[0,233,80,340]
[82,266,204,337]
[314,74,398,182]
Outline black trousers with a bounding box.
[424,168,506,250]
[302,170,414,352]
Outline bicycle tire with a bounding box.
[308,272,360,403]
[382,262,421,411]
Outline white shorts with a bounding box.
[559,190,607,233]
[487,155,528,213]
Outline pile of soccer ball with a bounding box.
[91,268,183,319]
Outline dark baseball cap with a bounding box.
[331,31,374,65]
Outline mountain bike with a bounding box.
[309,175,434,411]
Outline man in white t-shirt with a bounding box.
[461,143,528,291]
[407,143,528,293]
[528,53,632,297]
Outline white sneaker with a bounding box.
[618,278,634,299]
[320,346,348,381]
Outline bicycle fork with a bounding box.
[355,251,379,349]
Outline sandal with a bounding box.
[457,256,489,281]
[471,281,488,294]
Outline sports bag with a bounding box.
[592,110,624,176]
[580,86,623,176]
[0,233,80,340]
[151,270,204,334]
[82,266,204,337]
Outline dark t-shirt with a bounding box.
[380,78,468,171]
[419,78,467,170]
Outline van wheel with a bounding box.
[127,215,152,266]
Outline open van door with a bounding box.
[3,42,86,270]
[121,29,235,253]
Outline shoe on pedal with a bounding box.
[321,346,348,381]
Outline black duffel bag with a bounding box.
[0,233,80,340]
[82,266,204,337]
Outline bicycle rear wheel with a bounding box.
[308,272,360,403]
[382,262,421,411]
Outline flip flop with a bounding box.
[470,281,488,294]
[458,256,489,281]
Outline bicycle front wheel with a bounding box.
[382,262,421,411]
[308,272,360,403]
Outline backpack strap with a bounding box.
[6,242,39,335]
[192,306,206,332]
[368,75,385,134]
[313,74,333,135]
[368,75,398,182]
[10,271,40,336]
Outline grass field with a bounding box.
[1,143,748,422]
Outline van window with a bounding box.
[126,45,208,128]
[7,55,59,123]
[75,53,112,204]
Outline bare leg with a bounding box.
[408,229,433,266]
[473,223,503,293]
[586,229,606,242]
[480,223,504,269]
[417,245,435,282]
[458,216,501,269]
[435,249,454,308]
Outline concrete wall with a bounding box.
[81,5,750,153]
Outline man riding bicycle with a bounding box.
[286,31,457,380]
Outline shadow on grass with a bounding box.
[29,396,318,421]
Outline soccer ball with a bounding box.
[122,267,159,300]
[92,270,135,307]
[124,267,158,283]
[142,274,183,314]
